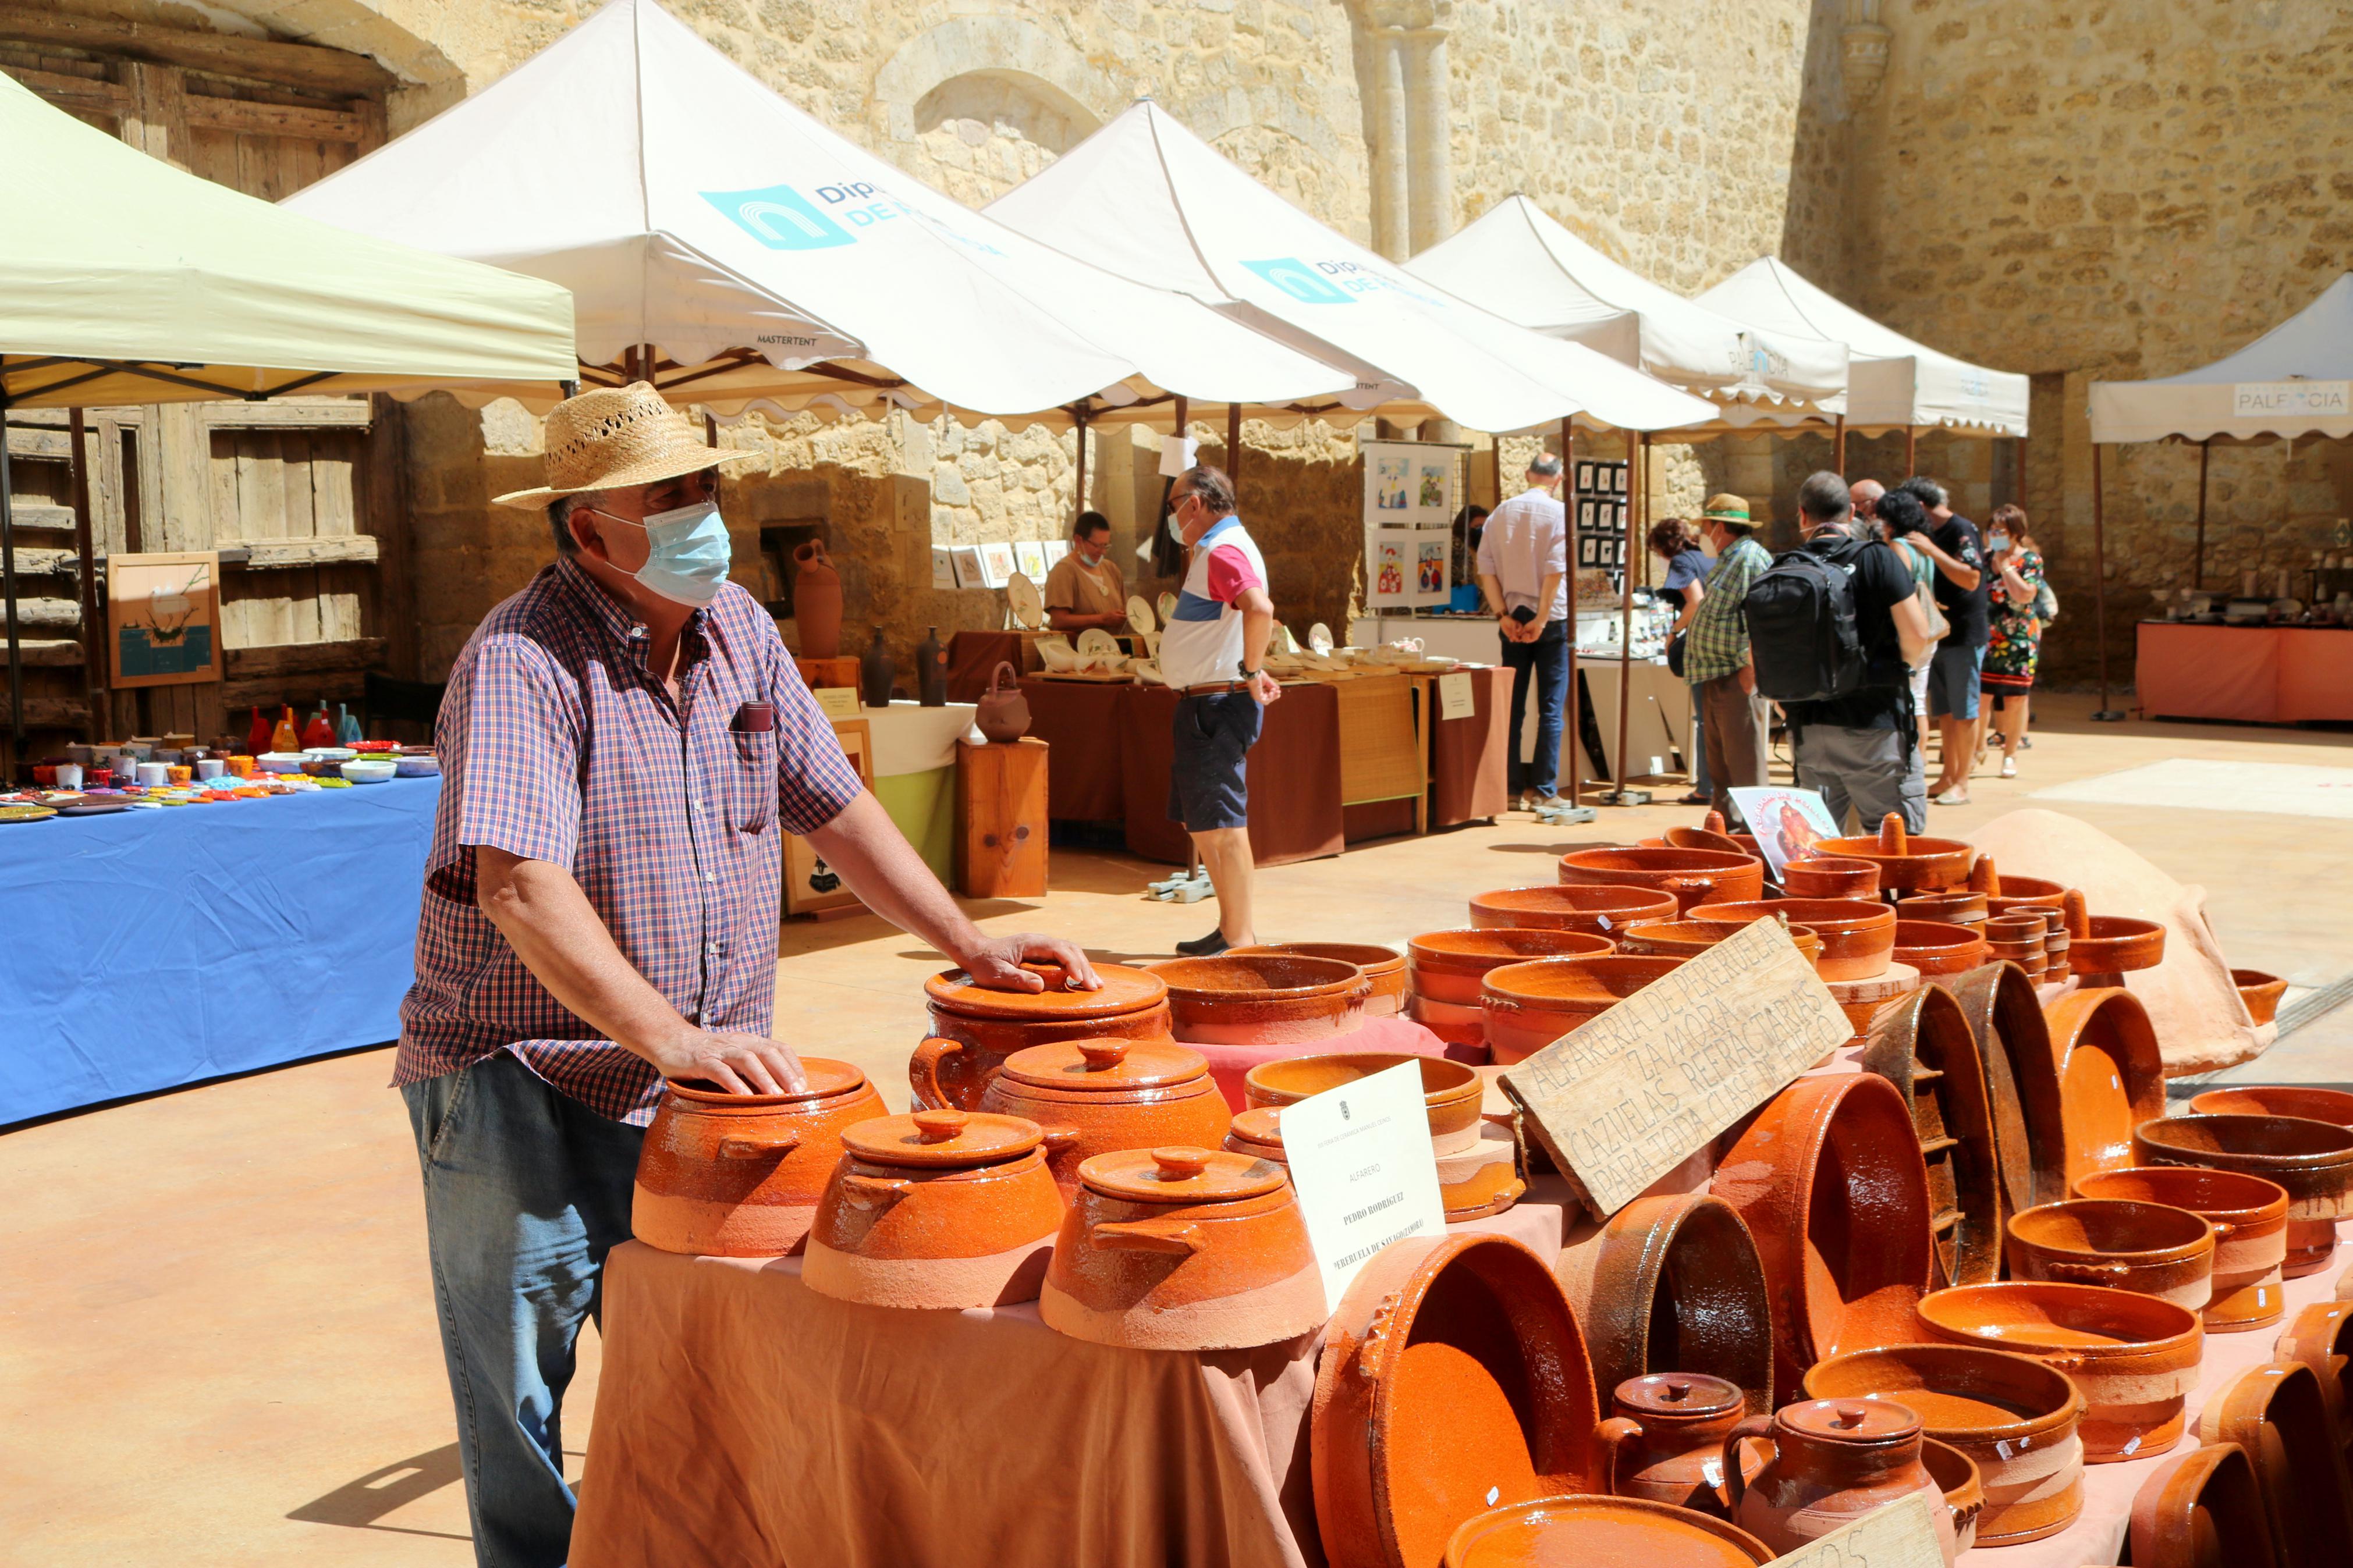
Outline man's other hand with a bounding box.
[647,1027,810,1096]
[960,933,1102,991]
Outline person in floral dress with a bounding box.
[1980,504,2045,778]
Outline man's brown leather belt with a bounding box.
[1183,680,1249,695]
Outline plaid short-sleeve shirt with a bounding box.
[1683,535,1773,683]
[394,557,864,1125]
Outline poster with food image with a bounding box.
[1727,786,1841,877]
[109,550,222,688]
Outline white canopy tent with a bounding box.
[1698,257,2029,442]
[282,0,1353,428]
[1404,195,1850,425]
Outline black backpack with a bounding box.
[1744,540,1866,704]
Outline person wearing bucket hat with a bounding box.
[1683,493,1774,826]
[396,382,1100,1565]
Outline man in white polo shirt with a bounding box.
[1157,464,1281,957]
[1476,453,1570,809]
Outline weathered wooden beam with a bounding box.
[10,548,81,576]
[223,637,387,679]
[13,639,85,668]
[220,536,380,569]
[0,63,135,114]
[10,598,81,629]
[182,92,367,142]
[222,670,363,709]
[0,696,90,728]
[5,427,73,461]
[0,6,394,97]
[198,400,372,429]
[3,503,74,532]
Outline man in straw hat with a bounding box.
[1682,493,1774,826]
[395,382,1096,1565]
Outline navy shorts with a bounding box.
[1927,640,1985,720]
[1169,691,1263,832]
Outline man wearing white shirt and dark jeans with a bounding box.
[1476,454,1570,809]
[1159,465,1282,957]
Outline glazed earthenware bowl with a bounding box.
[1892,919,1992,977]
[1917,1281,2205,1461]
[1145,954,1371,1046]
[1780,855,1881,899]
[1802,1343,2086,1546]
[2134,1114,2353,1278]
[801,1109,1067,1309]
[1243,1051,1484,1149]
[2188,1085,2353,1129]
[1919,1438,1986,1554]
[1864,983,2006,1288]
[2057,888,2167,977]
[1685,898,1896,981]
[1949,961,2069,1215]
[1479,954,1685,1065]
[2273,1300,2353,1444]
[1663,817,1752,858]
[631,1060,889,1257]
[1407,927,1614,1010]
[1555,1192,1776,1418]
[2194,1360,2353,1560]
[975,1037,1233,1199]
[1721,1398,1957,1562]
[1709,1073,1934,1402]
[2075,1167,2291,1333]
[1403,993,1486,1050]
[1815,813,1975,891]
[2230,970,2290,1026]
[1040,1146,1322,1351]
[1982,913,2048,979]
[1230,942,1407,1016]
[2046,987,2168,1193]
[1592,1373,1751,1515]
[1314,1233,1600,1568]
[2127,1440,2277,1568]
[1556,847,1763,913]
[1983,873,2070,916]
[1468,883,1679,935]
[916,961,1172,1110]
[1441,1495,1774,1568]
[2007,1199,2217,1310]
[1896,888,1990,927]
[1616,919,1823,966]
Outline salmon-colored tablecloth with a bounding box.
[2135,621,2353,723]
[1120,682,1346,867]
[572,1199,1568,1568]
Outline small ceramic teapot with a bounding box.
[1591,1372,1752,1516]
[1723,1398,1958,1565]
[976,659,1031,744]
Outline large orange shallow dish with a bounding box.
[1468,883,1678,935]
[1556,847,1762,912]
[1685,898,1896,980]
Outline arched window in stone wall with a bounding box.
[874,16,1112,205]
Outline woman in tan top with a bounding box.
[1044,510,1128,631]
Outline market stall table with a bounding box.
[945,630,1028,703]
[0,778,439,1125]
[1120,681,1346,867]
[860,702,978,883]
[1017,677,1128,820]
[2136,621,2353,723]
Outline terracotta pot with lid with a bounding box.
[1407,927,1613,1006]
[1145,954,1371,1046]
[1685,898,1896,980]
[631,1060,888,1257]
[1467,883,1678,935]
[1230,941,1406,1016]
[2076,1165,2290,1332]
[1556,847,1763,913]
[1780,854,1880,899]
[1721,1398,1958,1563]
[975,1036,1232,1198]
[1314,1233,1600,1568]
[2135,1112,2353,1278]
[1480,954,1685,1065]
[2007,1198,2217,1309]
[1442,1495,1774,1568]
[1592,1373,1753,1515]
[800,1108,1066,1309]
[1813,812,1975,891]
[1039,1146,1323,1350]
[915,961,1172,1111]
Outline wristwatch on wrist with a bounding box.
[1240,666,1261,680]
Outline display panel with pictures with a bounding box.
[1574,461,1632,589]
[1015,540,1049,579]
[1362,440,1464,606]
[978,541,1017,588]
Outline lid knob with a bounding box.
[1658,1378,1692,1403]
[1077,1040,1130,1070]
[1151,1147,1212,1180]
[1830,1405,1871,1430]
[913,1108,969,1143]
[2063,887,2089,939]
[1878,813,1906,854]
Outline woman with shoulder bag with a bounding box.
[1651,517,1713,805]
[1878,490,1945,760]
[1981,504,2046,777]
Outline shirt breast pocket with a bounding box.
[728,728,778,836]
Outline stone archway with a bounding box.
[872,16,1114,204]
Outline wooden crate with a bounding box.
[955,737,1049,898]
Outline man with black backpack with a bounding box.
[1743,472,1937,833]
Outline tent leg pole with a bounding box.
[1073,412,1088,522]
[2192,438,2209,592]
[70,407,102,740]
[1904,424,1917,476]
[1226,402,1241,490]
[0,387,23,765]
[1602,429,1644,806]
[1560,419,1588,818]
[2091,442,2123,722]
[1834,415,1847,481]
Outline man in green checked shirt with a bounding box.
[1683,494,1774,826]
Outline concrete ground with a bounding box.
[3,692,2348,1565]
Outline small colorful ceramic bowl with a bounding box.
[341,759,398,784]
[393,753,441,777]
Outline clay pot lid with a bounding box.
[1614,1372,1745,1420]
[1227,1105,1286,1150]
[998,1036,1208,1091]
[840,1107,1042,1167]
[1485,955,1684,1005]
[665,1056,866,1104]
[924,960,1163,1019]
[1445,1495,1774,1568]
[1777,1397,1921,1445]
[1079,1145,1287,1202]
[2187,1085,2353,1126]
[1230,940,1403,973]
[1409,927,1615,964]
[1147,954,1364,1000]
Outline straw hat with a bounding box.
[1701,493,1754,526]
[492,381,757,509]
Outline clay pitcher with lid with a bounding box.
[975,1037,1232,1198]
[914,960,1172,1112]
[975,660,1031,744]
[1593,1373,1754,1516]
[630,1059,888,1257]
[790,538,843,657]
[1724,1398,1959,1563]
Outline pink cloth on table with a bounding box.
[1184,1014,1452,1110]
[2135,623,2280,723]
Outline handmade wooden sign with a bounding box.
[1500,916,1850,1217]
[1761,1494,1943,1568]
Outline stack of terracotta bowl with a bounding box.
[1686,897,1903,1040]
[2136,1101,2353,1281]
[1229,941,1407,1017]
[1238,1052,1520,1220]
[1403,927,1612,1054]
[1479,954,1685,1065]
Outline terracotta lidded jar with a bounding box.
[1723,1398,1958,1563]
[630,1059,888,1257]
[800,1108,1066,1310]
[975,1037,1232,1199]
[913,960,1172,1112]
[791,538,843,657]
[975,660,1031,744]
[1039,1146,1323,1351]
[1593,1373,1752,1516]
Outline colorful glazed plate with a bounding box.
[1006,571,1045,629]
[0,804,56,822]
[1127,593,1156,634]
[1308,621,1334,655]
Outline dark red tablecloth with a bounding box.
[1427,665,1512,827]
[1017,678,1127,820]
[946,631,1025,703]
[1120,682,1346,867]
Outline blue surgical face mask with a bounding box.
[611,499,732,606]
[1987,531,2011,551]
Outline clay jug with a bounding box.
[1592,1373,1751,1516]
[917,625,948,707]
[975,660,1030,744]
[301,703,335,748]
[859,625,896,708]
[793,539,844,657]
[271,705,301,753]
[247,705,272,757]
[1724,1399,1957,1563]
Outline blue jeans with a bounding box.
[1501,618,1569,798]
[402,1050,645,1568]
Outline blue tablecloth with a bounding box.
[1,777,438,1125]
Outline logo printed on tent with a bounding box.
[701,185,857,250]
[1240,258,1355,305]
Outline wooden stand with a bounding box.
[956,737,1049,897]
[794,655,860,691]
